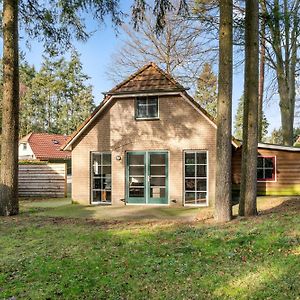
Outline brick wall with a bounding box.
[72,95,217,206]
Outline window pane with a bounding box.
[92,191,101,203]
[103,177,111,190]
[257,157,263,168]
[137,98,147,118]
[92,153,101,176]
[130,166,144,176]
[265,169,273,179]
[129,176,144,187]
[185,153,196,164]
[265,158,274,168]
[196,192,207,205]
[102,154,111,165]
[147,98,158,117]
[185,192,195,204]
[197,152,207,164]
[148,96,158,103]
[185,165,195,177]
[150,187,165,198]
[147,105,158,117]
[129,154,144,165]
[105,191,111,202]
[185,179,195,191]
[129,188,144,197]
[150,154,165,165]
[150,177,165,187]
[100,190,111,203]
[197,165,206,177]
[101,166,111,176]
[93,179,101,189]
[150,166,165,176]
[196,179,207,191]
[257,169,263,179]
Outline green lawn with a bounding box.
[0,197,299,299]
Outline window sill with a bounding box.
[257,179,276,183]
[135,117,160,121]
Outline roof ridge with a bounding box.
[107,63,153,94]
[149,62,185,90]
[107,62,185,95]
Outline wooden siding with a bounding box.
[18,163,67,197]
[232,147,300,195]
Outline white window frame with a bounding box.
[135,96,159,120]
[183,150,209,207]
[90,152,112,205]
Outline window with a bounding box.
[91,152,112,204]
[257,156,276,181]
[135,96,158,119]
[22,143,27,151]
[184,151,208,206]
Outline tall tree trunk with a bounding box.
[214,0,233,222]
[239,0,259,217]
[264,0,299,146]
[0,0,19,216]
[258,1,266,142]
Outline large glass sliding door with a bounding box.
[127,151,168,204]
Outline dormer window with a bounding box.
[135,96,159,119]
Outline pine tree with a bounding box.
[195,63,217,118]
[0,0,19,216]
[239,0,259,217]
[215,0,233,222]
[18,53,95,136]
[234,96,269,142]
[19,63,37,137]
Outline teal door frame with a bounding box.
[126,151,168,204]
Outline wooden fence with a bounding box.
[18,163,67,198]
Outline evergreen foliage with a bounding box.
[195,63,217,118]
[1,53,95,138]
[268,127,300,145]
[234,95,269,142]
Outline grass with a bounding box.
[0,197,299,299]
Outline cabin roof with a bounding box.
[20,132,71,160]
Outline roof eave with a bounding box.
[106,88,186,96]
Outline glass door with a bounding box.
[127,152,146,204]
[148,152,168,204]
[126,151,168,204]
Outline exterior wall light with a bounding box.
[116,155,122,161]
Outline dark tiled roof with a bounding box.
[107,62,186,94]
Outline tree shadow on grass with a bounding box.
[258,196,300,216]
[1,203,299,300]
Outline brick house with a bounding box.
[62,62,300,206]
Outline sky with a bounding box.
[2,3,282,134]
